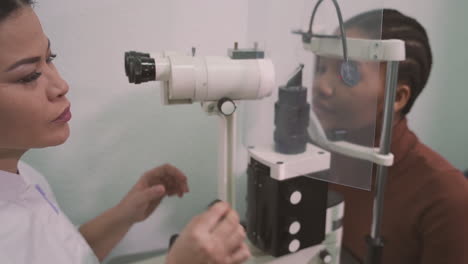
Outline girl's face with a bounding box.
[312,29,386,132]
[0,7,70,150]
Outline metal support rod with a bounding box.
[217,110,237,208]
[226,112,237,207]
[366,61,400,264]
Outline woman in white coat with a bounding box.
[0,1,250,263]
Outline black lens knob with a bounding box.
[135,56,156,84]
[124,51,150,77]
[124,52,156,84]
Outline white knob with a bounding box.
[288,239,301,253]
[289,221,301,235]
[218,98,236,116]
[290,191,302,205]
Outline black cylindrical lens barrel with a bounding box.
[125,51,150,77]
[124,51,156,84]
[274,85,310,154]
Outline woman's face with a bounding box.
[312,29,386,132]
[0,7,70,150]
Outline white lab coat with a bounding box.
[0,161,99,264]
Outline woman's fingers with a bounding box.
[227,243,251,264]
[193,202,232,233]
[167,202,251,264]
[223,225,247,255]
[142,164,189,196]
[211,208,241,239]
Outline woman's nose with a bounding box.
[46,68,69,100]
[313,74,335,98]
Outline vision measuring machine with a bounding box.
[123,1,405,263]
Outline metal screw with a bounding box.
[234,42,238,50]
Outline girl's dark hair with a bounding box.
[345,9,433,115]
[0,0,34,22]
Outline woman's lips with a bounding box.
[53,106,72,123]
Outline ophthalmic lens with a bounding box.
[125,51,150,77]
[124,51,156,84]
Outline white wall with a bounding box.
[384,1,468,171]
[23,0,467,261]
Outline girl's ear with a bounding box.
[394,83,411,114]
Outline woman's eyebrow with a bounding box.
[4,39,51,72]
[45,38,51,54]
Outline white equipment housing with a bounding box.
[150,52,275,105]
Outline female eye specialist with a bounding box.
[0,1,250,264]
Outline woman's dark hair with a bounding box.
[345,9,433,115]
[0,0,34,22]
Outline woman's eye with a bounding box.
[46,53,57,63]
[18,72,42,83]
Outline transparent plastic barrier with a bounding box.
[242,0,385,190]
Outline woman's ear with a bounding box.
[394,84,411,114]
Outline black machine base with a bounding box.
[246,158,329,257]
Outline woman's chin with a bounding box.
[44,125,70,147]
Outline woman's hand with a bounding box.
[166,202,251,264]
[116,164,189,224]
[81,164,188,261]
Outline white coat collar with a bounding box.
[0,166,29,201]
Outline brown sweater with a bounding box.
[331,118,468,264]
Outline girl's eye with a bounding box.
[46,53,57,63]
[18,72,42,84]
